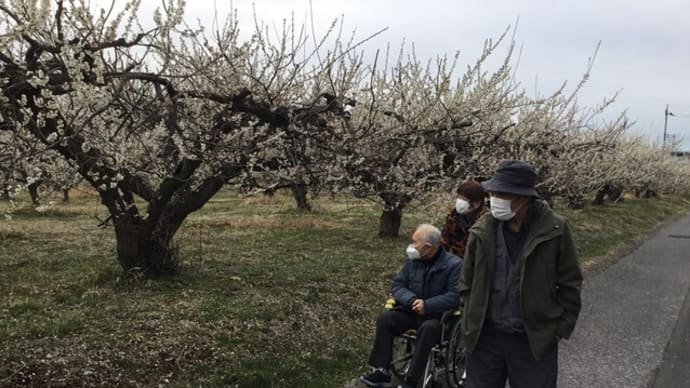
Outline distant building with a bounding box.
[670,151,690,158]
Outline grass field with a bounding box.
[1,190,689,387]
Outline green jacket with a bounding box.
[459,200,583,360]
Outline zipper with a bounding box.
[475,229,494,338]
[423,259,446,298]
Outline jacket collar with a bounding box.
[412,248,451,272]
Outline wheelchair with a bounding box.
[390,309,466,388]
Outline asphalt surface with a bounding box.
[652,282,690,388]
[559,213,690,388]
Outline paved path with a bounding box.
[651,281,690,388]
[559,213,690,388]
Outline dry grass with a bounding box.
[202,215,342,230]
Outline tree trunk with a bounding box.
[1,171,9,200]
[592,189,606,205]
[564,194,585,209]
[607,186,624,202]
[643,189,657,198]
[635,188,657,198]
[62,188,70,202]
[95,161,243,276]
[114,221,178,275]
[291,181,311,211]
[28,182,40,205]
[596,183,624,203]
[378,192,412,237]
[379,207,402,237]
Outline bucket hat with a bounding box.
[481,159,539,197]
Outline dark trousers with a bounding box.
[368,310,442,382]
[466,325,558,388]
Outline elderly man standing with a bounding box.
[460,160,583,388]
[360,224,462,388]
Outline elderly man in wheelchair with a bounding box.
[359,224,465,388]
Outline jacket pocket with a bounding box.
[536,304,564,319]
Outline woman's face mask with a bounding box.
[490,196,516,221]
[455,198,471,214]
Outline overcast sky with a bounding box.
[135,0,690,150]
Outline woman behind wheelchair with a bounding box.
[440,180,488,257]
[359,223,463,388]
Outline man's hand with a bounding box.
[412,299,425,315]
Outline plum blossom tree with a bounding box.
[0,132,81,205]
[0,0,359,273]
[329,31,524,236]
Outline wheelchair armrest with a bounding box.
[440,309,462,324]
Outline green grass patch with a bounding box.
[1,190,689,387]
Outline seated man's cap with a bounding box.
[481,159,539,197]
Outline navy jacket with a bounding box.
[391,248,462,317]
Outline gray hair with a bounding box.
[416,223,442,248]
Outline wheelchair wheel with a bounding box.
[444,321,466,388]
[390,335,415,378]
[421,349,445,388]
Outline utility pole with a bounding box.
[663,105,678,150]
[664,104,669,149]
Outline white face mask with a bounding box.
[490,196,516,221]
[406,244,422,260]
[455,198,471,214]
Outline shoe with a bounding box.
[359,369,391,387]
[396,378,417,388]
